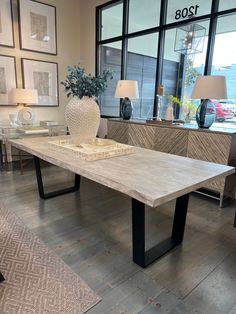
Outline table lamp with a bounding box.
[10,88,38,106]
[9,88,38,125]
[191,75,227,128]
[115,80,139,120]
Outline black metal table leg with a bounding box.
[234,211,236,227]
[33,156,80,199]
[0,272,5,283]
[132,193,190,268]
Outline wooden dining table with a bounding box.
[9,135,235,268]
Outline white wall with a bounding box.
[0,0,81,123]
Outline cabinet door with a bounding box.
[154,127,188,156]
[107,121,128,144]
[128,124,156,149]
[187,132,231,193]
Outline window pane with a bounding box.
[219,0,236,11]
[211,14,236,125]
[126,33,158,119]
[99,42,122,116]
[128,0,160,33]
[167,0,211,24]
[161,20,209,122]
[101,2,123,40]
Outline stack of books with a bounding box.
[40,121,59,127]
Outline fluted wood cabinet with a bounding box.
[108,119,236,205]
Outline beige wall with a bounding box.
[80,0,108,74]
[0,0,81,123]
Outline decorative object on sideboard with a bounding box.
[168,95,181,120]
[9,113,18,127]
[191,75,227,128]
[9,88,38,125]
[61,64,113,146]
[155,84,164,121]
[165,103,174,121]
[174,23,206,55]
[115,80,139,120]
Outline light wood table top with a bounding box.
[10,135,235,207]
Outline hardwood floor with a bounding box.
[1,161,236,314]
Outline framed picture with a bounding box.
[18,0,57,55]
[0,55,17,106]
[22,58,58,107]
[0,0,14,47]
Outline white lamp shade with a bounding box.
[115,80,139,99]
[191,75,227,99]
[9,88,38,104]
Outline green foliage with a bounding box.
[61,64,113,99]
[168,95,182,106]
[168,95,197,115]
[184,100,196,112]
[185,58,201,87]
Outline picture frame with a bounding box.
[0,55,17,106]
[0,0,14,48]
[22,58,59,107]
[18,0,57,55]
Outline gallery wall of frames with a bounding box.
[0,0,80,122]
[0,0,58,107]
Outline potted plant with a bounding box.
[182,100,197,123]
[61,64,113,145]
[168,95,182,119]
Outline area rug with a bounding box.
[0,205,101,314]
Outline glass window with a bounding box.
[161,20,209,122]
[219,0,236,11]
[126,33,158,119]
[99,42,122,116]
[211,14,236,125]
[101,2,123,40]
[128,0,160,33]
[167,0,211,24]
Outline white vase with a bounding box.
[65,96,100,146]
[165,104,174,121]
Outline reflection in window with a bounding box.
[101,2,123,40]
[128,0,160,33]
[219,0,236,12]
[167,0,211,24]
[161,20,209,122]
[126,33,158,119]
[211,14,236,125]
[99,42,122,116]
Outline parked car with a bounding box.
[211,100,234,122]
[218,99,236,115]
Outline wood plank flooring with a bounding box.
[0,161,236,314]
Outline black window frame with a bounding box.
[96,0,236,118]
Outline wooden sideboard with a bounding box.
[107,119,236,206]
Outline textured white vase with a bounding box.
[65,96,100,146]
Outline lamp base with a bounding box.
[196,99,216,129]
[121,97,133,120]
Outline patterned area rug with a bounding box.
[0,206,101,313]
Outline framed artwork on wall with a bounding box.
[18,0,57,55]
[0,55,17,106]
[0,0,14,47]
[22,58,59,107]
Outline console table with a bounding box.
[9,135,235,268]
[107,119,236,206]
